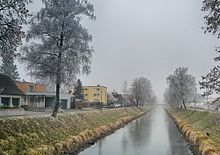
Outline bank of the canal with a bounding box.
[0,107,148,155]
[73,107,192,155]
[167,108,220,155]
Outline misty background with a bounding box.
[17,0,219,102]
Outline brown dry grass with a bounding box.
[168,111,219,155]
[0,107,148,155]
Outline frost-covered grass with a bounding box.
[0,107,147,155]
[169,109,220,155]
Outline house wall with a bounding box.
[60,93,71,109]
[24,96,45,109]
[45,95,71,109]
[0,95,21,107]
[15,82,46,93]
[23,93,71,109]
[83,86,107,104]
[13,82,72,109]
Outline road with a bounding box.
[0,108,97,119]
[71,107,193,155]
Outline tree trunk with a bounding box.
[52,62,61,117]
[52,78,60,117]
[52,30,63,117]
[52,56,61,117]
[182,99,187,110]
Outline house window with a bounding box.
[30,96,35,103]
[60,99,67,109]
[96,88,100,91]
[12,98,20,107]
[1,97,10,106]
[28,85,34,92]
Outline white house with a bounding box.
[23,92,71,109]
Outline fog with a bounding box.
[18,0,219,101]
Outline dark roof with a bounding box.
[0,74,24,96]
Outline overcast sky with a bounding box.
[18,0,219,101]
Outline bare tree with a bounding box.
[200,66,219,101]
[130,77,155,106]
[0,0,30,58]
[107,93,117,106]
[122,80,129,94]
[202,0,220,39]
[164,84,181,107]
[121,80,130,107]
[166,67,197,109]
[200,0,220,103]
[21,0,95,117]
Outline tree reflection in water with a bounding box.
[73,106,192,155]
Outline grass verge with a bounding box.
[0,107,149,155]
[167,108,220,155]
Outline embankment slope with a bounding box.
[0,107,148,155]
[167,109,220,155]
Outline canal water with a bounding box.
[72,107,192,155]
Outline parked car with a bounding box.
[114,104,121,108]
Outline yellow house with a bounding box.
[83,85,107,104]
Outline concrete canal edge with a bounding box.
[0,107,150,155]
[165,108,220,155]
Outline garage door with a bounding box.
[60,99,67,109]
[45,97,55,108]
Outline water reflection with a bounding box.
[71,106,192,155]
[167,110,192,155]
[122,128,128,155]
[98,139,102,155]
[145,108,171,155]
[127,114,152,150]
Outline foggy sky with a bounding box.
[18,0,219,101]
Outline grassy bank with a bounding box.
[167,108,220,155]
[0,107,148,155]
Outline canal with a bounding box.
[71,107,192,155]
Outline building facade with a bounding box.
[15,81,71,109]
[83,85,107,104]
[0,74,24,108]
[23,92,71,109]
[0,75,72,110]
